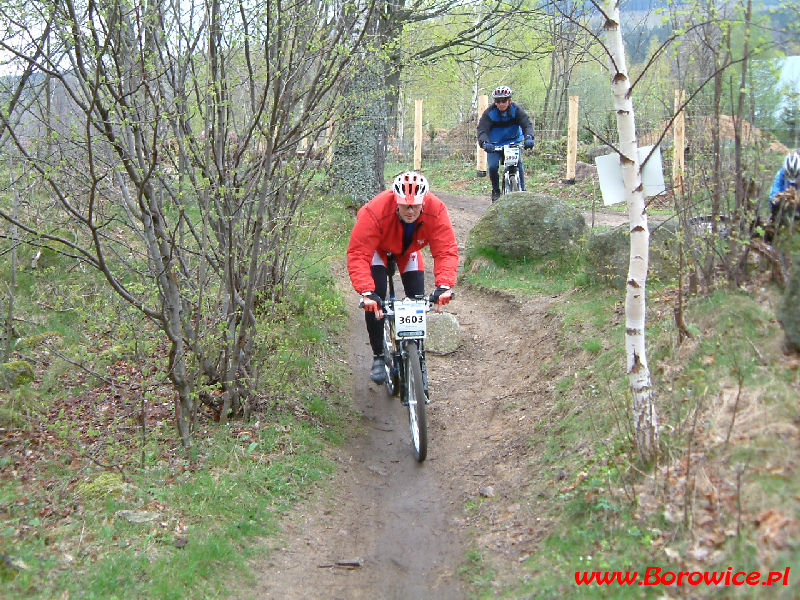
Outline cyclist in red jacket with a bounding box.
[347,171,458,384]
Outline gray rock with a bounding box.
[584,144,614,162]
[479,486,496,498]
[778,252,800,351]
[116,510,161,524]
[426,312,460,355]
[574,161,598,181]
[586,221,679,287]
[466,192,585,259]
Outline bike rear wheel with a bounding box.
[404,342,427,462]
[383,319,399,396]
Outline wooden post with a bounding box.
[673,89,685,197]
[325,120,334,164]
[297,136,308,157]
[414,98,423,171]
[476,94,488,177]
[565,95,579,183]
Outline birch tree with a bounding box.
[599,0,659,462]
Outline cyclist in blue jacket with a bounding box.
[477,85,535,202]
[768,150,799,223]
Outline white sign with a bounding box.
[394,299,427,339]
[595,145,666,206]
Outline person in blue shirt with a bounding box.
[477,85,535,202]
[768,150,799,223]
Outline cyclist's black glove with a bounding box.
[431,285,452,306]
[524,135,535,149]
[481,141,495,153]
[361,292,383,312]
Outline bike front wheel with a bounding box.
[404,342,428,462]
[508,171,520,192]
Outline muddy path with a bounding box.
[248,194,622,599]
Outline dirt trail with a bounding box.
[249,194,619,599]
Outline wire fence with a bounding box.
[383,92,795,205]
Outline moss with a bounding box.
[0,360,35,388]
[14,331,64,351]
[76,472,127,501]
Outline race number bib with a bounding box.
[503,145,520,167]
[394,299,427,339]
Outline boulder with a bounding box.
[466,192,585,259]
[586,221,679,286]
[426,312,461,355]
[575,161,598,181]
[0,360,34,389]
[585,144,614,163]
[778,252,800,351]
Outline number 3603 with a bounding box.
[398,315,424,325]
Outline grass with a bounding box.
[460,239,800,598]
[385,148,576,200]
[0,192,356,599]
[464,244,590,297]
[459,547,497,598]
[22,424,331,600]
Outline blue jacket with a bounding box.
[769,168,799,201]
[477,102,534,147]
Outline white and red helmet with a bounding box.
[784,150,800,183]
[392,171,429,206]
[492,85,512,99]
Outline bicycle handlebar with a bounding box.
[359,291,455,312]
[488,142,521,152]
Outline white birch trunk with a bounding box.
[602,0,659,462]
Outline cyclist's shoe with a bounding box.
[370,355,386,384]
[491,189,501,203]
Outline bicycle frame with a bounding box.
[382,263,429,403]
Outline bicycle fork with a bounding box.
[419,343,430,402]
[399,341,430,405]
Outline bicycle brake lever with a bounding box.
[359,299,388,310]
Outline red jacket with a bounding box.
[347,190,459,294]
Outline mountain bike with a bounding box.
[488,142,523,200]
[376,259,453,462]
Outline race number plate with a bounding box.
[504,145,520,167]
[394,299,427,339]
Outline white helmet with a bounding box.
[492,85,512,99]
[784,150,800,183]
[392,171,429,206]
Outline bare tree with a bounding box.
[0,0,374,446]
[538,1,594,138]
[666,0,775,287]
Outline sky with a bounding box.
[779,55,800,92]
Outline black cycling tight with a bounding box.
[365,265,424,355]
